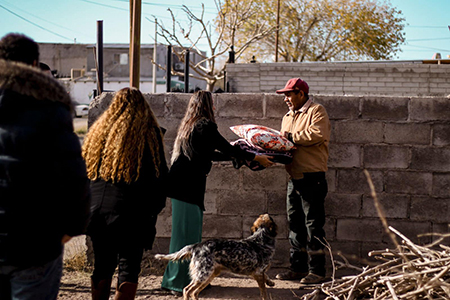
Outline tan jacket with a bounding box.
[281,100,331,179]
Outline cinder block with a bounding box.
[216,93,263,118]
[272,238,290,267]
[411,97,450,121]
[328,143,361,168]
[431,223,450,243]
[386,220,432,245]
[217,189,267,215]
[324,217,336,241]
[432,173,450,197]
[145,93,166,117]
[337,169,383,194]
[149,237,170,255]
[315,95,360,120]
[325,193,362,217]
[88,92,113,127]
[361,97,409,120]
[411,196,450,223]
[202,215,243,239]
[362,193,410,219]
[363,145,409,169]
[265,93,288,118]
[385,171,432,195]
[242,167,287,191]
[433,124,450,146]
[267,190,289,215]
[385,123,431,145]
[333,120,384,143]
[216,117,250,140]
[336,218,384,242]
[410,147,450,172]
[155,199,172,238]
[329,240,363,265]
[158,117,181,140]
[207,164,243,190]
[326,169,337,193]
[164,93,191,118]
[203,190,218,214]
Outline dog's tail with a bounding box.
[154,244,194,262]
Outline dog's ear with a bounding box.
[268,216,278,237]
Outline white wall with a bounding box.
[60,80,167,103]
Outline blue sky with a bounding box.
[0,0,449,61]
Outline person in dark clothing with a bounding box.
[82,87,168,300]
[161,90,273,295]
[0,33,91,299]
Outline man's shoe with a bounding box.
[300,273,326,284]
[275,270,308,280]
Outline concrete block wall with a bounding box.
[226,62,450,97]
[89,92,450,268]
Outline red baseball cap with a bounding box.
[276,78,309,94]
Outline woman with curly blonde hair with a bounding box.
[82,87,168,300]
[161,90,273,295]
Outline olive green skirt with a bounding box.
[161,198,203,292]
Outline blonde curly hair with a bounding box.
[82,87,163,183]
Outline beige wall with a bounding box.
[226,62,450,97]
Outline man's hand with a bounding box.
[254,154,274,168]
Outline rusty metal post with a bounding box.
[96,20,103,94]
[166,45,171,92]
[184,50,190,93]
[275,0,280,62]
[130,0,141,88]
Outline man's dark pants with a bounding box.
[286,172,327,277]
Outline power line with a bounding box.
[78,0,128,12]
[0,0,88,37]
[407,25,447,29]
[404,43,450,52]
[408,37,450,42]
[0,3,73,41]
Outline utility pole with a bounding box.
[275,0,280,62]
[152,19,157,93]
[130,0,141,88]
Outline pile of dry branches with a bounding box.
[301,170,450,299]
[302,227,450,299]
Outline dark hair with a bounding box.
[171,90,215,163]
[39,62,51,71]
[0,33,39,65]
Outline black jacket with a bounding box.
[87,129,168,249]
[167,119,255,210]
[0,59,91,267]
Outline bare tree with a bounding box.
[151,0,274,91]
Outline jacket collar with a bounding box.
[0,59,71,106]
[286,98,312,117]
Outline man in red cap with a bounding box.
[275,78,331,284]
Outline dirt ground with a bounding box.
[58,268,323,300]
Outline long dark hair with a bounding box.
[171,90,215,164]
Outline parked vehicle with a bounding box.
[72,101,89,118]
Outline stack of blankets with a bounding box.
[229,124,295,171]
